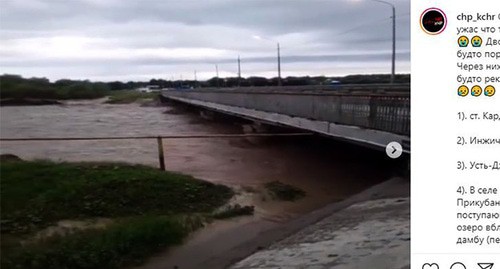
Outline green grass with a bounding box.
[212,204,254,219]
[105,91,159,104]
[0,159,234,269]
[0,82,109,101]
[2,216,202,269]
[264,181,306,201]
[1,160,233,233]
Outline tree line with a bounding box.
[0,73,410,100]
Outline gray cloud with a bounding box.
[0,0,410,81]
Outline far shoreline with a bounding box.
[0,92,161,107]
[0,98,63,106]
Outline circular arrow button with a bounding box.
[386,141,403,159]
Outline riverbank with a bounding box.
[104,90,160,105]
[137,177,409,269]
[0,91,159,106]
[230,177,410,269]
[0,158,235,269]
[0,98,63,106]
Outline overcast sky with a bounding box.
[0,0,410,82]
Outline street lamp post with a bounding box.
[215,64,219,88]
[194,70,197,88]
[277,42,282,86]
[371,0,396,84]
[237,55,241,87]
[253,35,282,86]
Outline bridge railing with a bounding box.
[177,84,409,94]
[162,85,410,136]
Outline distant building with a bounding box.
[136,85,161,93]
[324,79,342,90]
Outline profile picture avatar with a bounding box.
[420,8,447,35]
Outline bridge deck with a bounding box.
[161,85,410,153]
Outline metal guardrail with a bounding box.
[0,133,313,170]
[166,84,410,95]
[162,86,410,136]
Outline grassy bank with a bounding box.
[105,90,159,104]
[1,159,233,269]
[265,181,306,201]
[0,77,109,101]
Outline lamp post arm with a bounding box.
[371,0,394,9]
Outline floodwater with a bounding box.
[0,100,396,268]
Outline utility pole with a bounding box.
[215,64,219,88]
[372,0,396,84]
[194,70,197,88]
[237,55,241,87]
[390,4,396,84]
[277,42,282,86]
[252,35,282,86]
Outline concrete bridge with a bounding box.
[161,84,410,153]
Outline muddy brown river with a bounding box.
[0,100,397,268]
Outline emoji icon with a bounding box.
[458,36,469,47]
[457,85,469,96]
[477,263,494,269]
[449,262,466,269]
[471,85,482,96]
[422,263,439,269]
[484,85,496,97]
[471,36,482,47]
